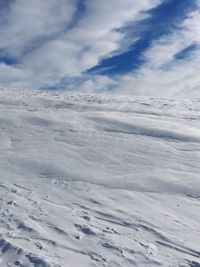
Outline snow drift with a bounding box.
[0,89,199,266]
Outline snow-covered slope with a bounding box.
[0,89,200,267]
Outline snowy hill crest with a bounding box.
[0,89,200,266]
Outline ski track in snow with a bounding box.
[0,88,200,266]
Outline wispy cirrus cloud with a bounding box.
[0,0,199,99]
[76,0,200,99]
[0,0,77,56]
[113,2,200,99]
[0,0,161,89]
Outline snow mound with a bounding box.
[0,89,200,266]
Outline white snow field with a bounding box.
[0,88,200,267]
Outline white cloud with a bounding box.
[109,6,200,99]
[2,0,199,99]
[0,63,31,88]
[0,0,161,89]
[73,5,200,99]
[0,0,77,57]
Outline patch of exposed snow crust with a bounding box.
[0,89,200,266]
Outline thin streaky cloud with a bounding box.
[0,0,199,99]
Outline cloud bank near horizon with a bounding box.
[0,0,200,99]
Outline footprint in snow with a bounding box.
[74,224,96,236]
[103,227,118,234]
[82,215,91,221]
[146,243,158,257]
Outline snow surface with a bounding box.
[0,88,200,267]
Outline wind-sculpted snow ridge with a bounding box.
[0,89,200,267]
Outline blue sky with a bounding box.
[0,0,200,98]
